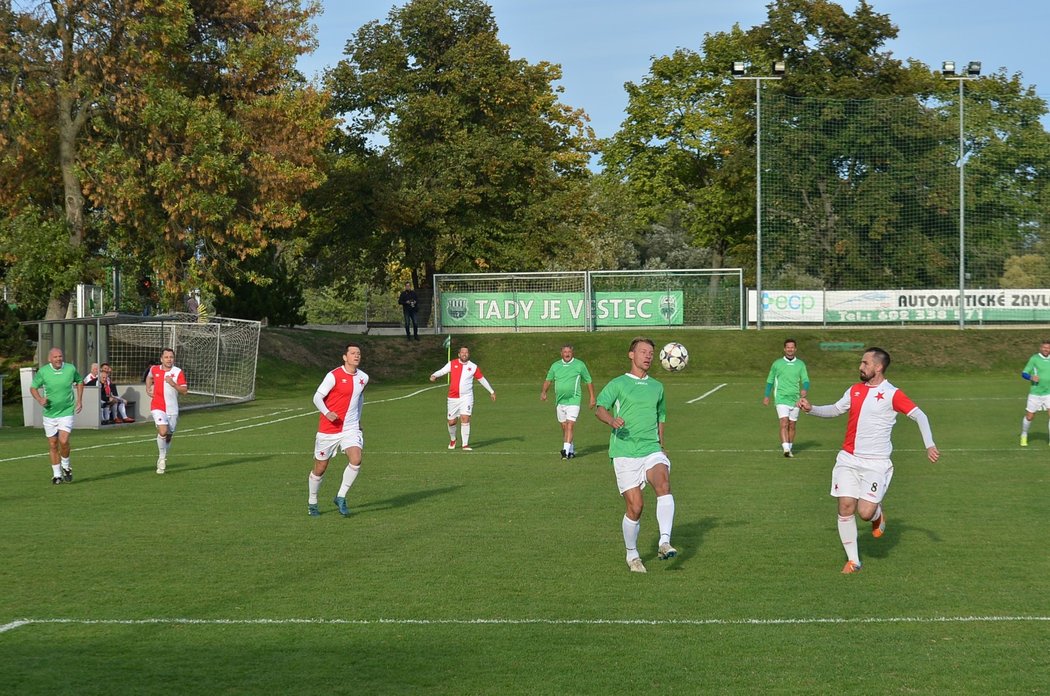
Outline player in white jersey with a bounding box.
[145,348,188,474]
[799,347,939,575]
[429,345,495,450]
[307,343,369,517]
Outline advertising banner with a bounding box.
[749,289,1050,323]
[440,291,684,328]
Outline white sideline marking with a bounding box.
[687,384,727,403]
[3,615,1048,634]
[0,387,443,464]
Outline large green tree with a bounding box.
[321,0,595,286]
[602,30,755,276]
[0,0,330,318]
[603,0,1050,290]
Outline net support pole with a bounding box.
[958,78,966,329]
[755,78,763,330]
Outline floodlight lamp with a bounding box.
[772,60,786,75]
[967,61,981,76]
[731,61,747,77]
[941,60,956,76]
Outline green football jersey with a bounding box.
[544,358,593,406]
[765,357,810,406]
[30,362,83,418]
[596,373,666,458]
[1023,353,1050,396]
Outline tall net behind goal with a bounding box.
[588,269,743,330]
[434,270,744,332]
[106,314,260,408]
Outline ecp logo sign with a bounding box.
[753,290,823,323]
[762,292,816,312]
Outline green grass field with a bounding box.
[2,329,1049,694]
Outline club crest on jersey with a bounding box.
[447,298,468,320]
[875,392,885,400]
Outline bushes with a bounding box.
[0,303,33,404]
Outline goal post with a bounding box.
[107,314,261,406]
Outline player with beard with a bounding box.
[798,347,939,574]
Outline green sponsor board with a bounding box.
[441,291,684,327]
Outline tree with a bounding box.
[323,0,595,285]
[601,29,756,277]
[0,0,330,318]
[604,0,1050,292]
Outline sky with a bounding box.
[297,0,1050,141]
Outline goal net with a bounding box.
[106,314,260,408]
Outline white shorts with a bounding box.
[447,397,474,420]
[43,416,74,438]
[830,450,894,504]
[314,430,364,461]
[1025,394,1050,413]
[613,451,671,494]
[775,404,800,421]
[556,404,581,423]
[151,410,179,433]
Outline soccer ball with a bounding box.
[659,342,689,372]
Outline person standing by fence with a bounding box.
[398,282,420,340]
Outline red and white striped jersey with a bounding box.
[432,360,488,399]
[831,380,917,457]
[148,365,187,415]
[314,366,368,434]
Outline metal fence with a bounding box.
[433,269,744,333]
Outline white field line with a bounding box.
[0,387,443,464]
[3,615,1049,634]
[687,384,727,403]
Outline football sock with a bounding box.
[461,423,470,446]
[622,515,641,560]
[157,435,169,455]
[838,514,859,564]
[60,456,70,468]
[448,423,457,441]
[782,442,790,452]
[307,472,323,504]
[564,441,572,453]
[656,494,675,545]
[52,464,62,477]
[871,504,883,523]
[1021,417,1032,434]
[337,464,360,497]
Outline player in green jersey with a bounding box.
[762,338,810,458]
[595,337,676,573]
[540,344,596,460]
[1019,340,1050,446]
[29,347,84,484]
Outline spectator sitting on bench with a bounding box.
[83,363,101,386]
[99,364,134,424]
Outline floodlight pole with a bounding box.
[944,64,979,329]
[733,69,782,330]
